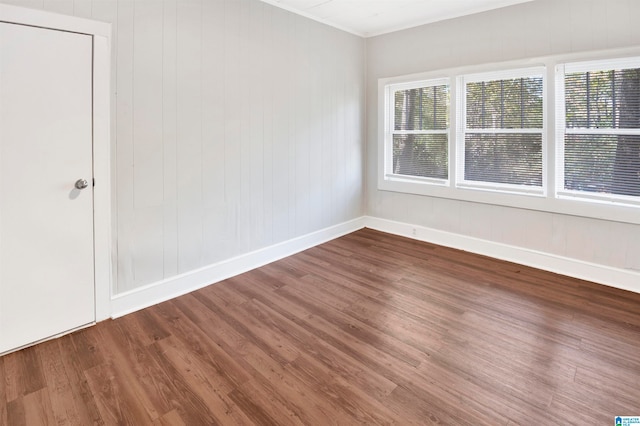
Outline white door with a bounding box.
[0,22,95,353]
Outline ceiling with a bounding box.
[259,0,534,37]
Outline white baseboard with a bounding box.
[111,214,639,319]
[110,217,366,318]
[363,216,640,295]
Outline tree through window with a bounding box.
[459,68,545,193]
[562,61,640,199]
[387,80,449,181]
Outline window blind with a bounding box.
[461,70,544,190]
[562,64,640,198]
[390,82,449,180]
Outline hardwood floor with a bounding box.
[2,228,640,425]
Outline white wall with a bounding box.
[1,0,364,294]
[366,0,640,276]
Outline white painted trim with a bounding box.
[112,213,640,319]
[0,4,113,322]
[111,217,366,318]
[92,34,113,321]
[377,46,640,226]
[363,216,640,295]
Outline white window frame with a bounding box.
[456,67,547,196]
[377,47,640,226]
[382,78,450,187]
[556,57,640,208]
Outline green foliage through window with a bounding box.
[463,69,544,189]
[465,134,542,186]
[394,86,448,131]
[563,65,640,197]
[383,57,640,209]
[393,134,448,179]
[391,83,449,180]
[466,77,543,129]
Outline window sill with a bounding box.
[377,177,640,226]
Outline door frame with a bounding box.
[0,4,112,321]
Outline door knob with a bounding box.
[75,179,89,190]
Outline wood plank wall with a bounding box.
[0,0,365,294]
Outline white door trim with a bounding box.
[0,4,113,321]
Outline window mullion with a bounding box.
[612,70,616,128]
[464,128,543,134]
[586,71,591,127]
[433,85,437,129]
[500,80,504,128]
[393,129,449,135]
[565,128,640,136]
[481,81,486,128]
[520,77,525,128]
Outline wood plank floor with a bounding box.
[2,228,640,425]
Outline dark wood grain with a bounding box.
[1,228,639,425]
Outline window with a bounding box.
[384,79,449,184]
[458,68,545,194]
[557,58,640,205]
[378,51,640,225]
